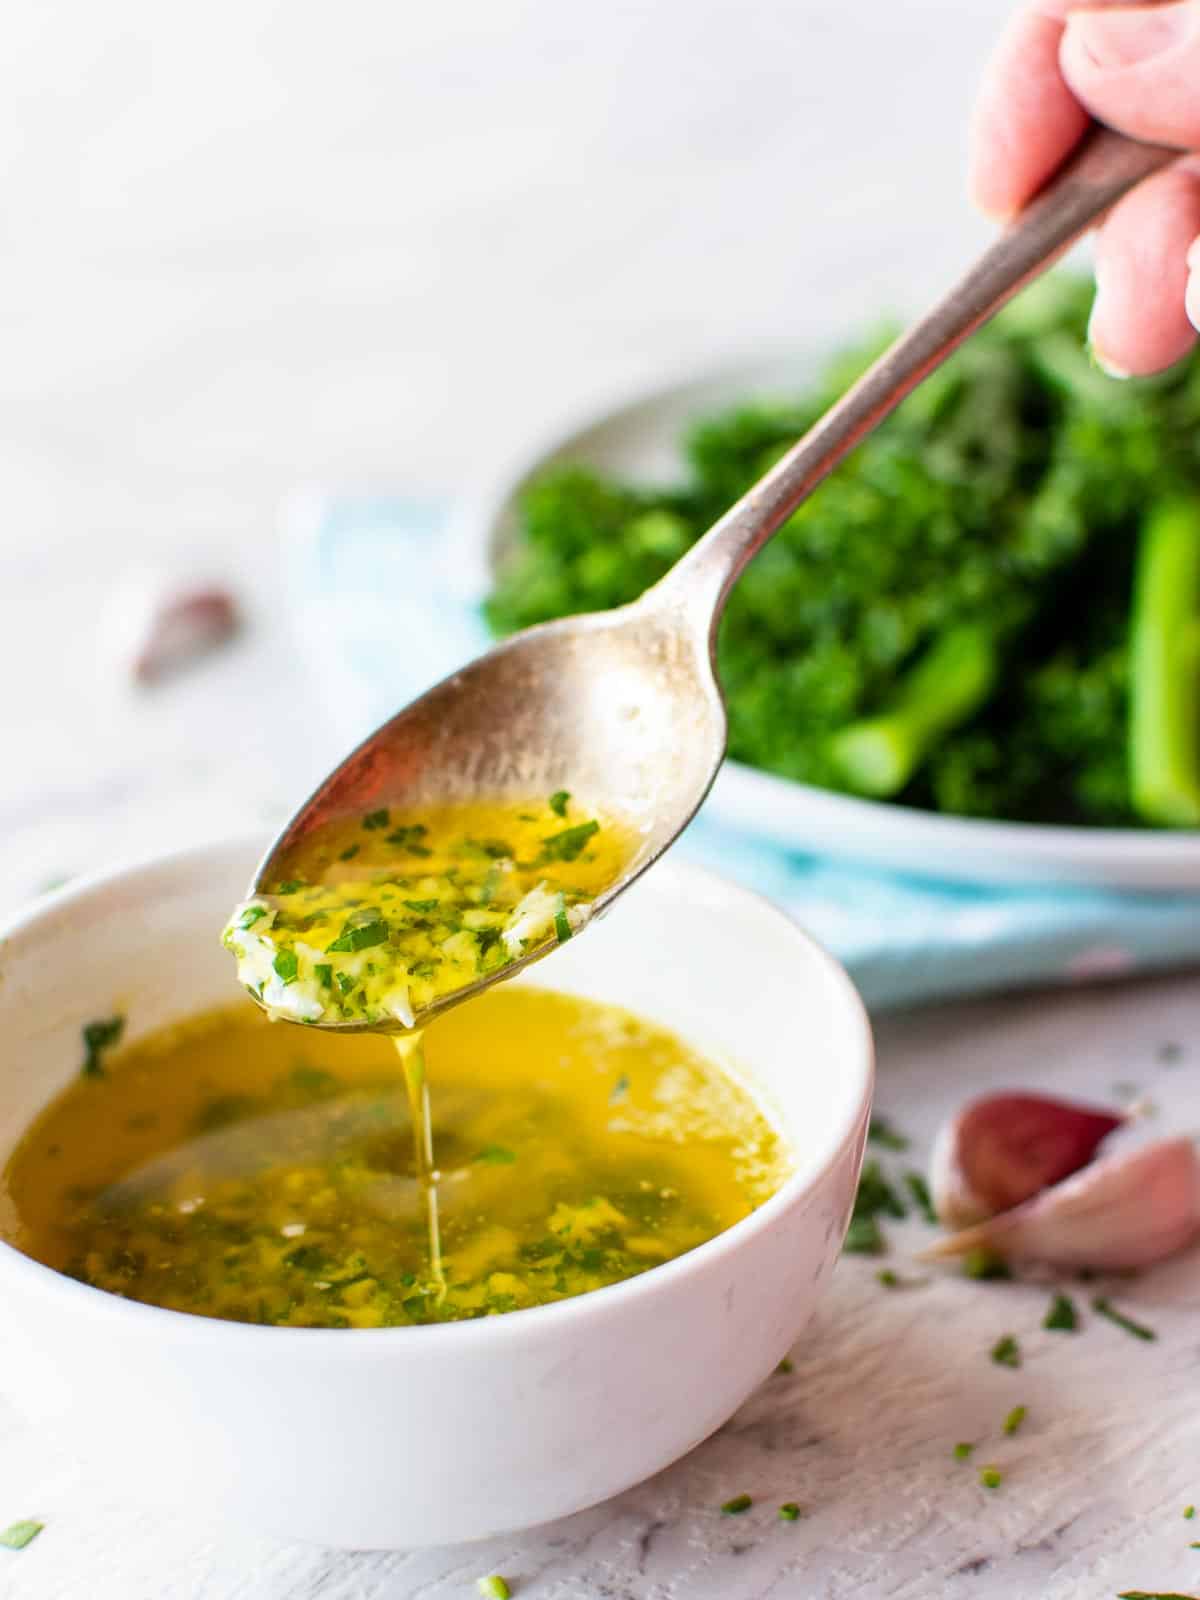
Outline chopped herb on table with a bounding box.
[778,1502,802,1521]
[81,1015,124,1078]
[1002,1404,1027,1436]
[1044,1291,1079,1331]
[1093,1296,1156,1341]
[953,1442,974,1461]
[1117,1592,1200,1599]
[963,1247,1011,1281]
[477,1578,512,1600]
[876,1268,900,1288]
[903,1171,937,1223]
[979,1466,1003,1489]
[867,1115,909,1151]
[1186,1506,1196,1520]
[0,1520,43,1550]
[721,1494,753,1515]
[991,1334,1021,1368]
[776,1358,794,1375]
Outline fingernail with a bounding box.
[1187,235,1200,274]
[1067,3,1192,70]
[1087,262,1131,378]
[1187,269,1200,335]
[1090,346,1132,379]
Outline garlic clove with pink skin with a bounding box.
[130,587,239,684]
[920,1136,1200,1273]
[930,1092,1127,1229]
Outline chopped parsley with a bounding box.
[990,1334,1021,1368]
[548,790,570,817]
[314,963,333,989]
[403,899,439,913]
[476,1578,511,1600]
[327,917,389,954]
[81,1015,125,1078]
[554,894,572,944]
[721,1494,753,1515]
[876,1268,900,1288]
[272,950,299,986]
[978,1466,1003,1489]
[953,1441,974,1461]
[239,904,268,929]
[362,809,391,831]
[903,1171,937,1224]
[338,844,360,862]
[0,1520,43,1550]
[776,1358,794,1375]
[609,1073,630,1104]
[778,1502,802,1521]
[385,824,431,855]
[475,1145,517,1165]
[275,880,304,895]
[867,1115,909,1151]
[336,972,357,996]
[539,820,600,863]
[843,1215,884,1254]
[963,1247,1011,1281]
[1002,1404,1027,1436]
[1044,1292,1079,1331]
[1092,1296,1156,1341]
[1186,1506,1196,1520]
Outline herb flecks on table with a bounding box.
[721,1494,753,1516]
[843,1160,906,1255]
[1044,1291,1079,1331]
[477,1578,512,1600]
[990,1334,1021,1368]
[778,1502,802,1521]
[223,798,631,1028]
[0,1520,43,1550]
[1093,1296,1157,1342]
[1002,1404,1027,1436]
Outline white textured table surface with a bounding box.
[4,3,1197,1597]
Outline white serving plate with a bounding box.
[459,353,1200,892]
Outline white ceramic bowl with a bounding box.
[456,351,1200,891]
[0,836,872,1550]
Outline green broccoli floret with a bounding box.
[484,274,1200,826]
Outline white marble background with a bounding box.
[7,4,1199,1598]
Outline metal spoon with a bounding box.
[252,126,1173,1030]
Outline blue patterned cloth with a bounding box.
[283,492,1200,1010]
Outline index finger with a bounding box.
[969,1,1135,218]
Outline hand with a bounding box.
[971,1,1200,376]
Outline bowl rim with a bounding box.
[0,831,873,1351]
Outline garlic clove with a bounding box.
[930,1092,1126,1229]
[920,1136,1200,1273]
[109,575,240,687]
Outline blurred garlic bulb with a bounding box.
[930,1092,1125,1230]
[922,1137,1200,1273]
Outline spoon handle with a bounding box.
[655,125,1177,629]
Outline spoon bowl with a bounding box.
[250,592,727,1029]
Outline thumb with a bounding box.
[1061,1,1200,148]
